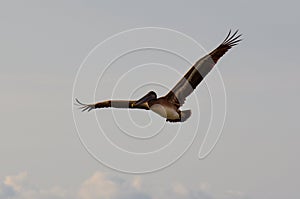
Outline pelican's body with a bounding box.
[148,98,181,121]
[133,95,192,122]
[76,30,242,122]
[150,102,179,120]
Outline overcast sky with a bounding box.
[0,1,299,199]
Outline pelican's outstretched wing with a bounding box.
[75,98,149,112]
[164,30,242,107]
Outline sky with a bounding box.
[0,1,299,199]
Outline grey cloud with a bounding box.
[0,182,17,199]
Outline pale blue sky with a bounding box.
[0,1,299,199]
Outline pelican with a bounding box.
[76,30,242,122]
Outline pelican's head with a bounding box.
[135,91,157,105]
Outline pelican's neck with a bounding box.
[147,98,158,107]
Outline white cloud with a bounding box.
[131,176,142,190]
[167,182,213,199]
[1,171,248,199]
[0,172,68,199]
[78,172,118,199]
[172,182,189,196]
[3,172,27,192]
[78,172,150,199]
[224,190,248,199]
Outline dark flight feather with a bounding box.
[165,30,242,107]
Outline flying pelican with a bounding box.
[76,30,242,122]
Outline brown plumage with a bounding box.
[76,30,242,122]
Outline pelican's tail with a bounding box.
[180,110,191,122]
[166,110,191,123]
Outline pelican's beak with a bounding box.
[135,92,156,105]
